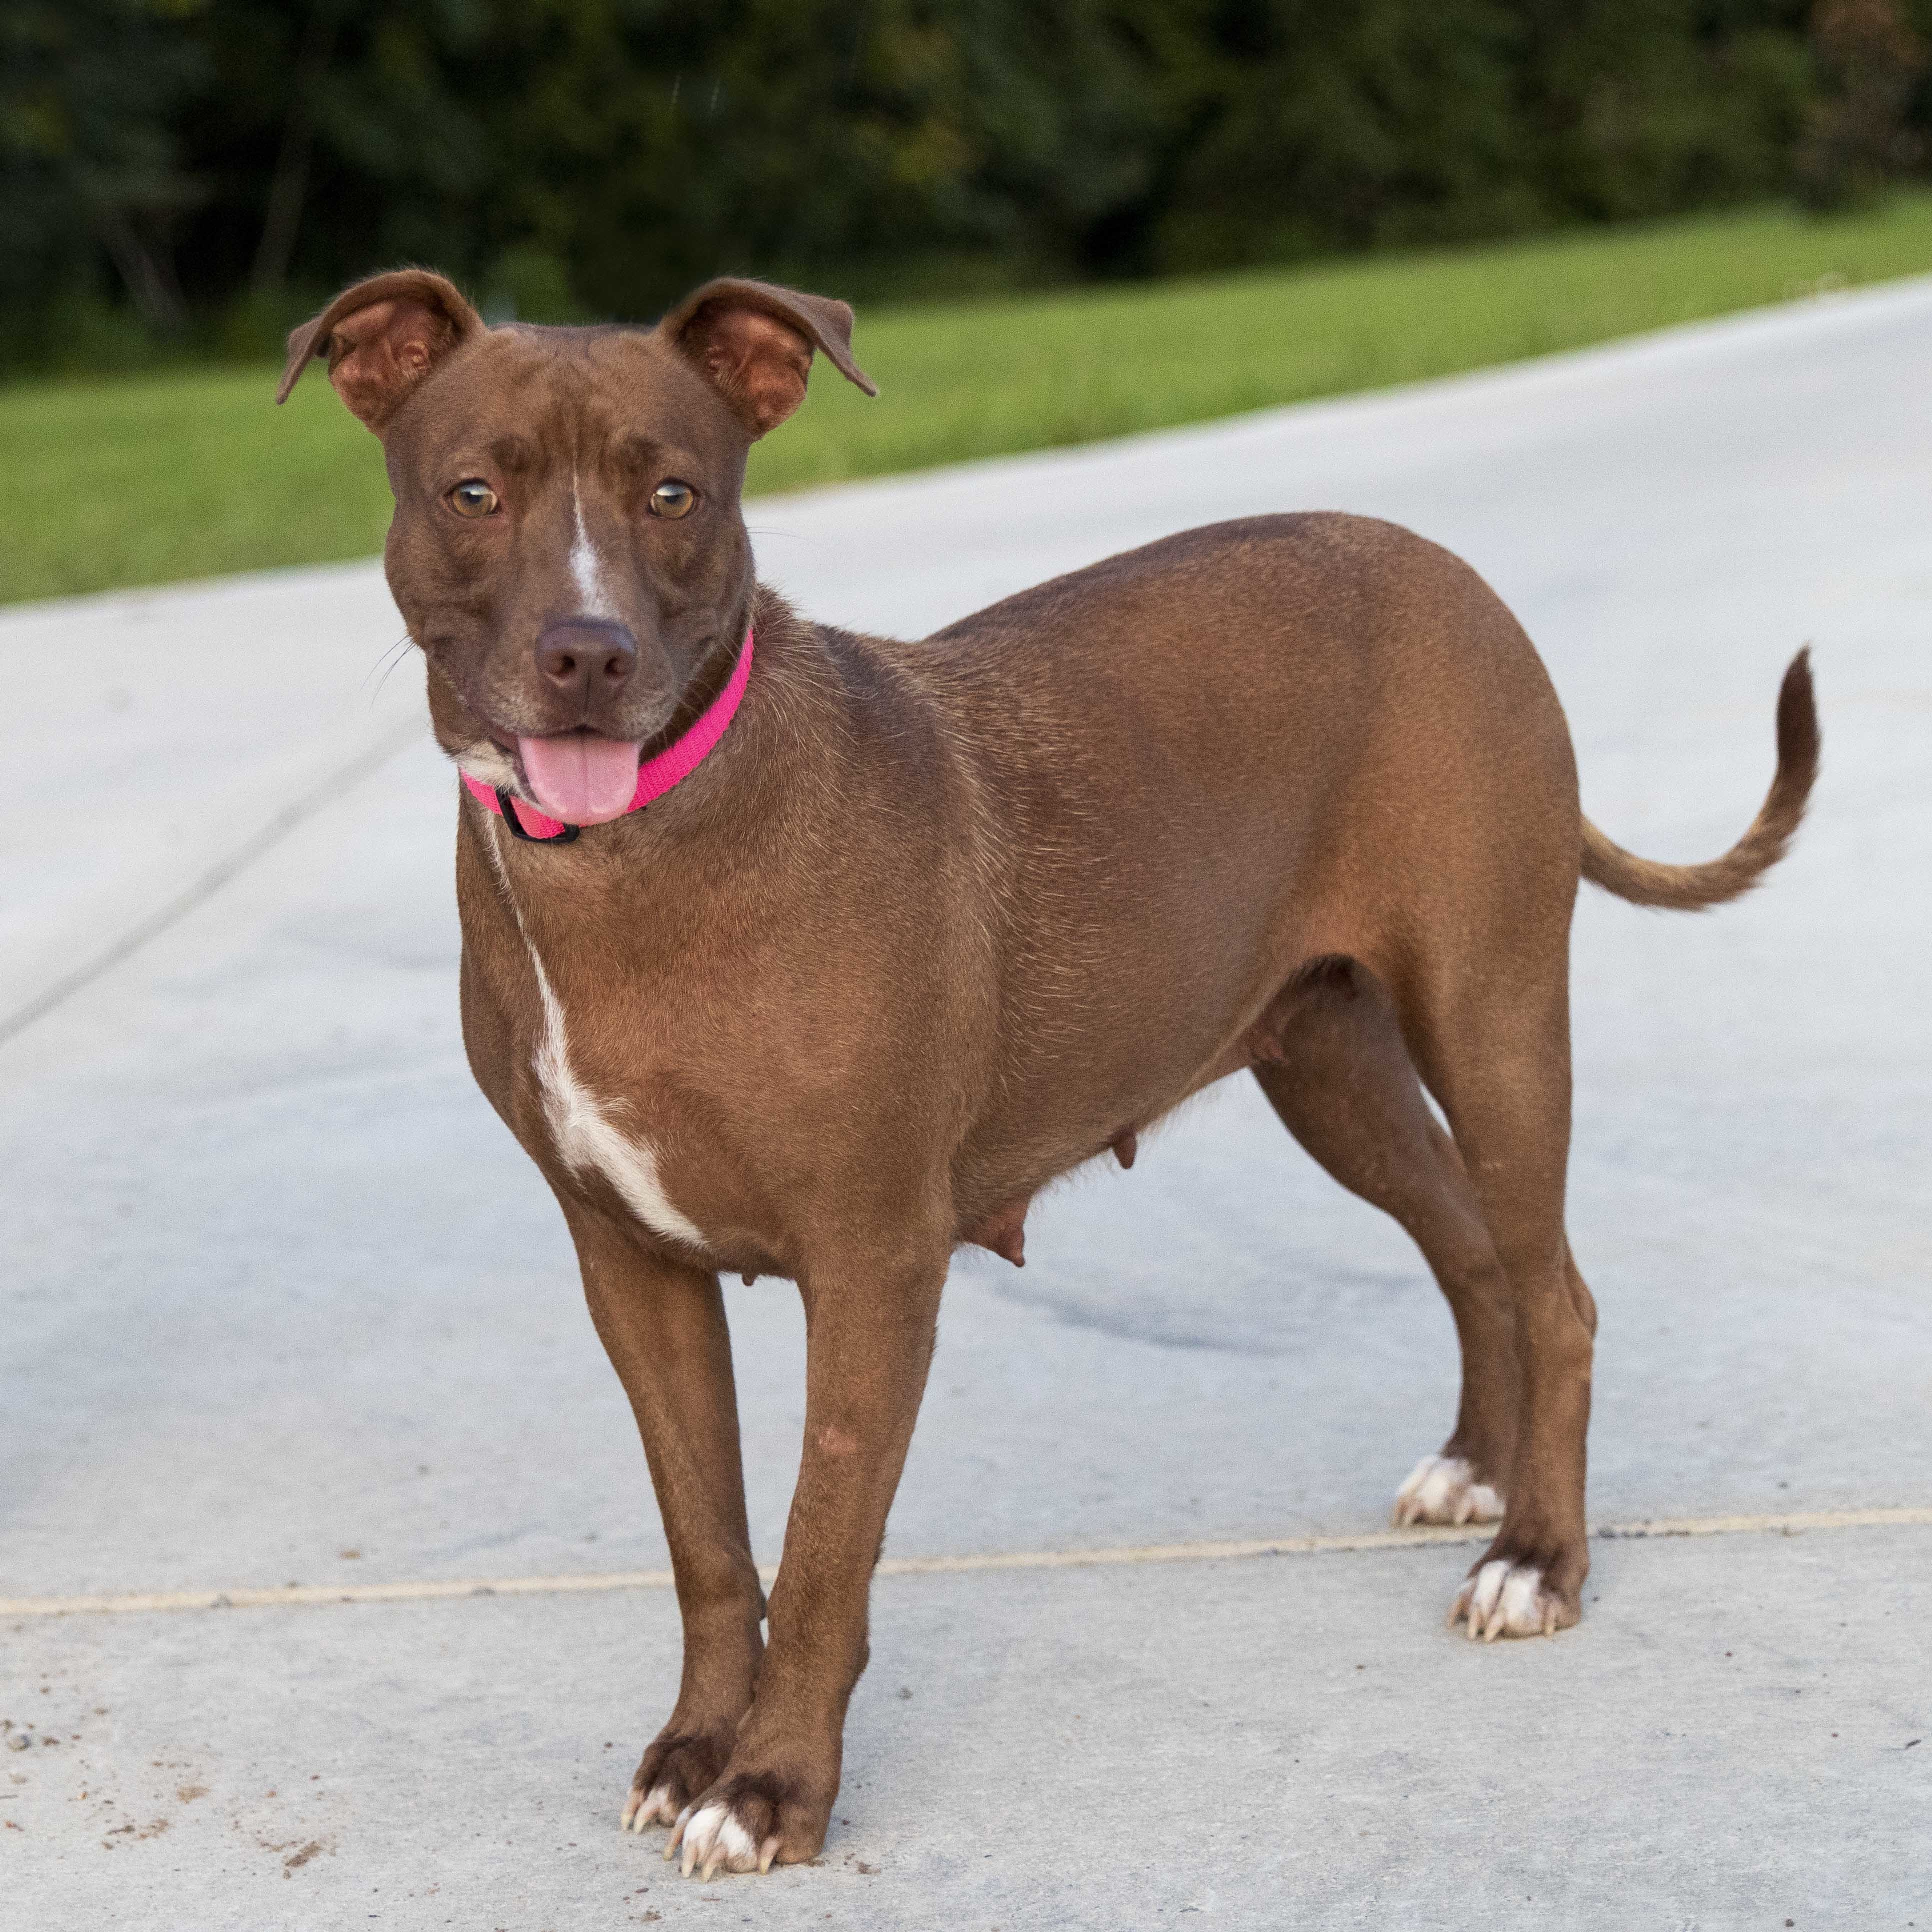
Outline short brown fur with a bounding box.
[280,268,1819,1875]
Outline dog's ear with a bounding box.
[659,278,877,437]
[277,269,484,432]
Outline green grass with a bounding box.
[8,195,1932,605]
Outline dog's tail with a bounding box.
[1580,649,1818,911]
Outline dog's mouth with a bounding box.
[511,729,645,825]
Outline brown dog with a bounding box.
[279,269,1817,1878]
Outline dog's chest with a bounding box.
[484,867,708,1251]
[525,952,705,1249]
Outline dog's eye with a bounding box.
[650,480,697,520]
[447,480,499,518]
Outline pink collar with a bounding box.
[463,625,754,842]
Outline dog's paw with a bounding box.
[621,1727,734,1837]
[1392,1454,1504,1527]
[621,1782,683,1834]
[1448,1557,1574,1640]
[665,1764,829,1878]
[667,1795,776,1878]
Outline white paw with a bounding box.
[620,1783,680,1834]
[1449,1558,1561,1640]
[1393,1454,1505,1527]
[666,1799,776,1879]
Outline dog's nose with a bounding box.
[534,619,637,701]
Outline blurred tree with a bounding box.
[1154,1,1815,272]
[473,0,983,316]
[3,0,1930,371]
[0,0,209,355]
[1796,0,1928,204]
[1515,1,1813,221]
[1150,0,1530,272]
[472,1,1215,315]
[176,0,493,325]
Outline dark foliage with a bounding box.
[3,0,1930,369]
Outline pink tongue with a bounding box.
[517,733,644,825]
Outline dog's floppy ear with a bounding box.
[659,277,877,437]
[277,269,484,432]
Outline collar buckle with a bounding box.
[496,788,579,843]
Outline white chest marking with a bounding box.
[570,475,618,620]
[486,837,706,1251]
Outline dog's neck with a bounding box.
[462,623,756,842]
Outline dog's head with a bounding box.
[279,269,875,823]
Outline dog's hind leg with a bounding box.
[1396,949,1596,1640]
[1251,960,1518,1527]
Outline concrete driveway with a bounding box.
[3,280,1928,1930]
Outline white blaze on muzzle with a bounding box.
[569,474,620,622]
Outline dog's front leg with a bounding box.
[669,1240,946,1878]
[562,1205,767,1836]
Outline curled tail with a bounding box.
[1581,649,1819,910]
